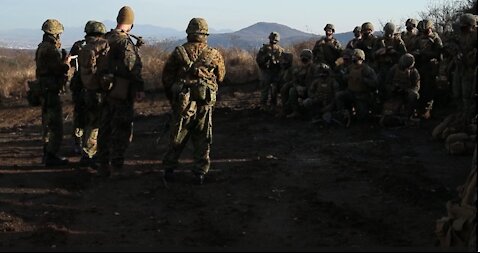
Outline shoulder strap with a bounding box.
[177,45,210,72]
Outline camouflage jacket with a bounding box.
[344,63,377,93]
[162,41,225,102]
[105,29,144,93]
[346,37,361,50]
[308,76,338,105]
[401,30,418,52]
[373,35,407,66]
[356,34,378,63]
[292,63,316,88]
[35,34,70,89]
[256,43,284,72]
[451,30,478,70]
[385,64,420,96]
[312,37,343,67]
[411,32,443,66]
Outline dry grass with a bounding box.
[0,49,35,98]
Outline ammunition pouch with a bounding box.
[189,80,217,106]
[26,80,42,107]
[108,76,130,100]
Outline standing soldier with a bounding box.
[374,22,407,102]
[411,19,443,119]
[402,18,418,52]
[75,21,110,167]
[256,32,284,111]
[35,19,71,166]
[162,18,226,185]
[356,22,378,65]
[452,13,477,112]
[312,24,343,69]
[346,26,362,50]
[96,6,145,176]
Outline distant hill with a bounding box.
[0,21,373,50]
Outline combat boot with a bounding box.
[44,153,69,167]
[191,170,205,185]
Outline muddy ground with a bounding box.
[0,83,475,251]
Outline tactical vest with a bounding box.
[348,65,367,93]
[310,78,334,104]
[392,67,415,90]
[78,37,110,90]
[175,44,218,104]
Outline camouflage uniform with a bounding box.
[401,19,418,52]
[356,22,378,65]
[411,20,443,118]
[256,32,285,108]
[451,14,478,112]
[97,8,144,172]
[346,26,362,50]
[305,64,339,119]
[374,23,407,100]
[336,49,378,121]
[277,53,295,115]
[312,24,343,69]
[69,39,86,154]
[162,18,225,183]
[383,53,420,118]
[285,49,316,117]
[35,19,70,165]
[75,21,109,162]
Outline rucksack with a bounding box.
[78,38,110,90]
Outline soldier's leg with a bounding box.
[96,101,112,167]
[45,95,63,155]
[286,87,300,117]
[461,70,474,112]
[405,90,419,118]
[163,114,191,173]
[82,91,101,159]
[191,107,211,176]
[110,102,134,170]
[260,73,271,105]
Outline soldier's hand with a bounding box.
[64,55,73,65]
[135,91,146,102]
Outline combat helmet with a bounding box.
[418,19,434,32]
[361,22,374,32]
[405,18,418,28]
[269,32,280,43]
[42,19,64,35]
[84,20,107,35]
[399,53,415,69]
[186,18,209,35]
[383,22,397,35]
[459,13,477,27]
[352,49,365,61]
[353,26,361,33]
[324,24,335,33]
[300,49,313,61]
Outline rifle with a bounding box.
[128,33,145,47]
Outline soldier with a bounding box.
[312,24,343,69]
[35,19,71,166]
[304,63,339,123]
[162,18,225,185]
[402,18,418,52]
[374,22,407,101]
[356,22,378,65]
[74,21,109,168]
[383,53,420,121]
[277,52,295,117]
[451,13,477,112]
[96,6,145,176]
[285,49,316,118]
[335,49,378,122]
[411,19,443,119]
[256,32,284,110]
[346,26,362,50]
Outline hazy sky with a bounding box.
[1,0,437,34]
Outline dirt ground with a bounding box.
[0,83,475,251]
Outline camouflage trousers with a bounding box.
[163,105,212,175]
[96,98,134,169]
[260,71,281,106]
[81,90,102,158]
[453,66,476,112]
[335,90,371,121]
[41,92,64,155]
[285,86,308,114]
[417,64,438,115]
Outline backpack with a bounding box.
[175,45,217,105]
[78,38,110,90]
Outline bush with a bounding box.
[0,49,35,98]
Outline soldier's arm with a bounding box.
[120,39,144,92]
[162,51,181,102]
[411,68,421,92]
[213,50,226,83]
[44,44,70,77]
[362,65,378,89]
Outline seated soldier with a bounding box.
[304,63,339,124]
[283,49,316,118]
[381,53,420,127]
[335,49,378,123]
